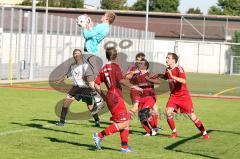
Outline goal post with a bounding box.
[230,56,240,75]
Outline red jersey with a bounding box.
[95,62,128,122]
[130,71,156,103]
[164,66,189,96]
[95,62,123,90]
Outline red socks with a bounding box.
[167,115,176,132]
[149,113,159,128]
[98,124,119,138]
[194,118,206,134]
[120,128,129,149]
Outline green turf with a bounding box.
[0,87,240,159]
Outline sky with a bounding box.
[84,0,218,14]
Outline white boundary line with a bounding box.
[0,124,53,136]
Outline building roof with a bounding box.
[5,5,240,40]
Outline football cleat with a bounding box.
[143,133,151,136]
[169,132,177,138]
[56,121,65,126]
[93,133,102,149]
[151,128,158,136]
[120,146,132,153]
[203,134,210,140]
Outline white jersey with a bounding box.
[68,62,93,87]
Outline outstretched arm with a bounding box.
[120,79,143,92]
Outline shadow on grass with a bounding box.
[45,137,119,151]
[11,122,82,135]
[165,129,240,159]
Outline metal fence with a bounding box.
[174,40,240,74]
[0,7,155,81]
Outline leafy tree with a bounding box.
[186,7,202,14]
[100,0,127,10]
[208,0,240,16]
[232,31,240,56]
[131,0,179,13]
[21,0,84,8]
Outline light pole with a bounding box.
[144,0,149,54]
[29,0,36,80]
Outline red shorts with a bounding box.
[166,94,194,114]
[138,96,156,110]
[106,88,129,123]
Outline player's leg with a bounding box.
[187,113,209,139]
[89,81,104,115]
[143,97,158,135]
[93,120,129,150]
[87,104,100,127]
[56,97,74,126]
[139,107,152,136]
[166,107,177,138]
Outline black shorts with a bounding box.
[67,86,94,105]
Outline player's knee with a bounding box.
[166,108,173,116]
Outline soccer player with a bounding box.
[147,52,209,139]
[79,11,116,114]
[56,49,102,127]
[128,59,160,136]
[83,11,116,56]
[93,47,142,152]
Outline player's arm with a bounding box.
[94,83,106,101]
[119,79,143,92]
[125,69,140,79]
[83,24,106,40]
[167,69,186,84]
[145,76,163,84]
[94,72,106,101]
[54,66,72,84]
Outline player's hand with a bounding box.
[85,15,93,29]
[148,73,160,79]
[131,85,143,93]
[167,69,173,78]
[128,110,135,120]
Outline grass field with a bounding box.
[0,73,240,159]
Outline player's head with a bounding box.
[73,49,83,63]
[106,47,117,61]
[135,52,145,62]
[102,11,116,24]
[166,52,178,67]
[136,59,149,70]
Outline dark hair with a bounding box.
[73,49,82,55]
[106,47,117,61]
[135,52,145,60]
[142,59,149,69]
[167,52,179,63]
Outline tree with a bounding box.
[21,0,84,8]
[208,0,240,16]
[186,7,202,14]
[100,0,127,10]
[131,0,179,13]
[208,6,224,15]
[232,31,240,56]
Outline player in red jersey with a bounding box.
[128,59,161,136]
[147,52,209,139]
[93,47,143,152]
[126,53,159,135]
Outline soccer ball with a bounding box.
[76,14,90,28]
